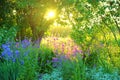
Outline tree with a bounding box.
[0,0,16,28]
[15,0,63,44]
[54,0,120,67]
[0,0,17,44]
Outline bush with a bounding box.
[86,67,120,80]
[40,68,62,80]
[71,25,120,71]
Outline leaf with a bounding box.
[87,0,99,7]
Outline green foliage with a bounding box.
[38,44,55,73]
[87,0,99,7]
[45,26,72,37]
[70,0,120,70]
[40,69,62,80]
[0,61,20,80]
[0,0,16,27]
[86,67,120,80]
[0,41,39,80]
[0,0,17,45]
[15,0,63,41]
[62,0,76,6]
[17,45,39,80]
[0,0,120,79]
[0,26,17,46]
[61,54,86,80]
[0,0,67,42]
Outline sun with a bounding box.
[45,10,56,20]
[48,11,55,18]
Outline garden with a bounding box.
[0,0,120,80]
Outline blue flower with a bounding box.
[12,58,16,62]
[20,60,24,65]
[2,44,10,49]
[7,51,12,57]
[1,43,14,61]
[15,50,20,57]
[1,51,6,57]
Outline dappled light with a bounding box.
[0,0,120,80]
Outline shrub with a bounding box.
[40,68,62,80]
[86,67,120,80]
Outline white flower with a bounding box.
[105,8,110,12]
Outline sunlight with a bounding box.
[48,11,55,18]
[44,10,56,20]
[13,10,16,15]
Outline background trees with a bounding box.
[0,0,17,47]
[16,0,61,42]
[0,0,65,44]
[0,0,119,47]
[69,0,120,68]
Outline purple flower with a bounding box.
[21,39,31,48]
[52,57,62,67]
[16,42,19,48]
[52,57,59,62]
[79,50,82,53]
[22,39,29,43]
[60,55,66,60]
[72,50,82,57]
[72,52,77,57]
[62,44,64,47]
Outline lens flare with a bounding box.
[45,10,56,20]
